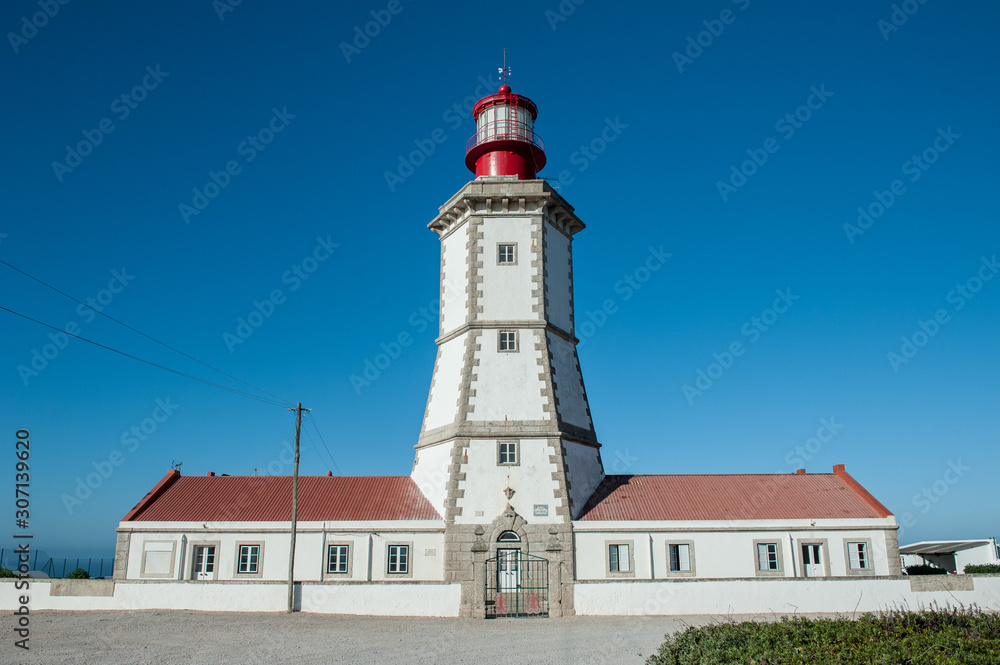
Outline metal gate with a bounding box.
[485,551,549,618]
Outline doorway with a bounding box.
[485,551,549,618]
[801,543,824,577]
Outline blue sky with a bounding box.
[2,1,997,561]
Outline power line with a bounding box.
[306,412,342,476]
[299,423,333,474]
[1,304,288,407]
[0,258,293,407]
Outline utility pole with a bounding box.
[287,402,309,613]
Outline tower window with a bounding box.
[499,330,518,352]
[497,243,517,265]
[498,440,518,466]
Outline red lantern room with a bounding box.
[465,84,546,180]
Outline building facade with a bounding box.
[113,83,904,617]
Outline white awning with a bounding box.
[899,540,991,555]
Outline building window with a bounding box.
[499,330,518,352]
[609,544,629,572]
[387,544,409,575]
[497,243,516,265]
[497,531,521,543]
[498,440,518,466]
[669,544,690,572]
[758,543,779,571]
[237,544,260,575]
[753,540,784,577]
[328,544,349,574]
[848,541,870,571]
[665,540,696,577]
[605,541,634,576]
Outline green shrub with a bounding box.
[965,563,1000,574]
[65,567,90,579]
[906,563,948,575]
[646,608,1000,665]
[0,567,13,578]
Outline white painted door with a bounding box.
[497,549,520,592]
[802,544,823,577]
[193,545,215,580]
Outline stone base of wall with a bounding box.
[50,580,116,597]
[909,575,975,592]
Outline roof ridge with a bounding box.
[121,469,180,521]
[833,464,893,518]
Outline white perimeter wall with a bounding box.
[6,577,997,618]
[575,576,1000,616]
[0,580,460,616]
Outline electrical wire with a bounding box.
[1,304,289,407]
[300,424,334,474]
[0,258,293,407]
[306,412,342,476]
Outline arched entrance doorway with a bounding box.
[486,531,548,617]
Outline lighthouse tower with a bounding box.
[411,80,604,616]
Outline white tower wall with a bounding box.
[439,222,469,335]
[421,331,468,432]
[543,221,573,335]
[478,217,537,321]
[412,177,604,528]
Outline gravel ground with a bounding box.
[0,610,806,665]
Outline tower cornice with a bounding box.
[428,177,585,238]
[435,320,576,347]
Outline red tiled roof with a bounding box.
[577,466,892,521]
[122,472,441,522]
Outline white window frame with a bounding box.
[326,543,351,576]
[498,330,518,353]
[753,540,784,577]
[497,439,519,466]
[845,539,875,576]
[387,543,412,577]
[666,541,696,577]
[497,243,517,265]
[605,540,634,577]
[235,542,263,578]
